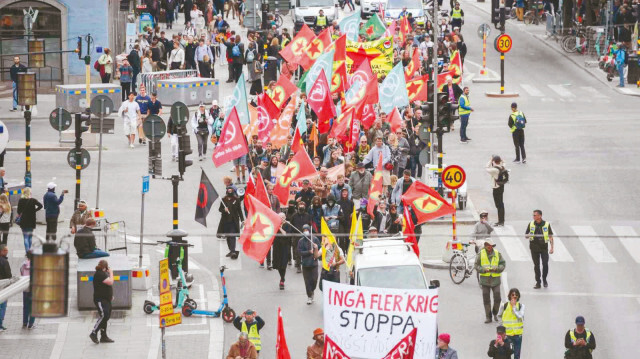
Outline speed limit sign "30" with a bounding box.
[494,34,513,53]
[442,165,466,190]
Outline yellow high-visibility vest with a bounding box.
[241,321,261,351]
[458,95,471,115]
[452,8,463,19]
[569,329,593,353]
[479,249,501,277]
[502,302,523,336]
[510,111,524,133]
[316,15,327,26]
[528,221,550,243]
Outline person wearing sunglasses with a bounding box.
[499,288,524,359]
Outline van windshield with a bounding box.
[297,0,333,7]
[357,266,427,289]
[387,0,421,8]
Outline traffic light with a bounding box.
[491,0,500,25]
[178,134,192,176]
[420,102,434,129]
[426,80,434,103]
[76,36,82,59]
[74,111,91,146]
[148,143,162,176]
[436,92,450,129]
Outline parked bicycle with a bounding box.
[561,22,588,54]
[448,241,479,285]
[523,1,546,25]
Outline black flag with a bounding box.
[195,170,218,227]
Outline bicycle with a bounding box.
[561,22,587,53]
[523,3,546,25]
[448,241,479,285]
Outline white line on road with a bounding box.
[495,225,530,261]
[501,271,509,300]
[0,334,57,340]
[548,84,575,98]
[550,237,574,262]
[147,320,161,359]
[579,86,607,98]
[165,330,210,336]
[49,322,67,359]
[208,291,224,359]
[572,225,617,263]
[520,291,640,298]
[520,84,545,97]
[611,226,640,264]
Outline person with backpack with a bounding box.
[486,155,507,226]
[613,43,627,88]
[508,102,527,164]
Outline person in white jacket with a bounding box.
[168,41,185,70]
[190,103,213,161]
[118,92,141,148]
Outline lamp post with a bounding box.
[31,240,69,318]
[17,72,37,188]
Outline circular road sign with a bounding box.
[143,115,167,140]
[171,101,189,126]
[494,34,513,53]
[442,165,466,190]
[477,23,491,39]
[90,95,115,116]
[418,148,430,166]
[0,121,9,153]
[418,124,430,142]
[49,108,72,131]
[67,148,91,170]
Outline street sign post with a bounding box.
[158,258,181,359]
[494,33,513,94]
[442,165,466,243]
[142,115,167,140]
[139,175,150,268]
[91,95,115,209]
[49,107,72,139]
[66,148,90,170]
[477,24,491,75]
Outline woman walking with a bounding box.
[217,187,243,259]
[17,188,43,253]
[0,194,11,245]
[272,213,291,290]
[190,103,213,161]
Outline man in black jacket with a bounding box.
[0,244,11,330]
[291,202,312,272]
[127,45,141,92]
[185,37,198,70]
[488,325,514,359]
[10,56,27,112]
[74,219,109,259]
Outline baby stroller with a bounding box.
[599,44,618,82]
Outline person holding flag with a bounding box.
[217,186,244,259]
[297,224,321,305]
[319,218,344,291]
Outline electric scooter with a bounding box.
[182,265,236,323]
[143,256,197,314]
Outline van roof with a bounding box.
[354,239,420,269]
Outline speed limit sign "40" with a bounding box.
[442,165,466,190]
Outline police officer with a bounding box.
[458,86,473,143]
[564,316,596,359]
[474,239,505,323]
[508,102,527,163]
[233,309,265,354]
[525,209,554,289]
[315,10,328,32]
[450,2,464,30]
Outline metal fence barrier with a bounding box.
[137,69,198,93]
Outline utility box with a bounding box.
[76,255,132,310]
[627,55,639,85]
[156,77,219,107]
[55,84,122,114]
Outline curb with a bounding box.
[6,145,100,152]
[485,92,520,97]
[422,259,449,270]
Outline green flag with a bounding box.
[297,70,309,92]
[359,13,386,40]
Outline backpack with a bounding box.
[246,49,255,62]
[232,44,241,57]
[514,113,526,130]
[496,167,509,186]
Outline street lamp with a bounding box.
[30,241,69,317]
[17,72,36,187]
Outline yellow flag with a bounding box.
[346,213,364,269]
[321,218,337,271]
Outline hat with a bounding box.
[199,102,205,107]
[47,182,57,190]
[302,179,310,184]
[368,226,378,232]
[575,316,585,325]
[496,325,506,334]
[511,102,518,108]
[78,200,87,205]
[438,333,450,344]
[479,209,489,216]
[303,224,311,230]
[212,100,218,106]
[356,162,365,168]
[261,157,268,162]
[313,328,324,338]
[245,309,255,315]
[484,239,496,246]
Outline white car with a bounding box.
[360,0,388,19]
[292,0,338,30]
[384,0,429,26]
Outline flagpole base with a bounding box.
[485,91,520,98]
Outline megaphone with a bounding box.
[237,187,246,196]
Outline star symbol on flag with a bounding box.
[413,195,443,214]
[365,25,375,37]
[251,213,274,243]
[346,46,381,71]
[306,40,323,59]
[279,163,298,187]
[292,38,309,56]
[407,81,423,97]
[272,87,283,106]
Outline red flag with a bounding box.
[257,93,280,142]
[327,34,347,63]
[448,50,463,84]
[403,206,419,257]
[269,75,298,110]
[406,75,429,102]
[212,107,249,167]
[254,171,271,208]
[367,154,384,217]
[239,194,283,262]
[386,107,403,133]
[276,307,291,359]
[329,106,354,140]
[244,174,256,207]
[354,100,376,130]
[404,48,420,81]
[437,71,452,92]
[291,126,303,154]
[399,15,412,45]
[381,328,418,359]
[279,24,315,64]
[349,59,378,104]
[307,69,336,133]
[323,335,351,359]
[345,117,360,153]
[300,28,332,70]
[273,149,317,206]
[401,180,455,225]
[331,61,348,95]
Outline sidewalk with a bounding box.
[461,0,640,97]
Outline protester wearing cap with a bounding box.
[233,309,265,354]
[475,239,506,324]
[307,328,324,359]
[43,182,65,242]
[70,200,94,234]
[295,179,316,209]
[488,325,514,359]
[436,333,458,359]
[190,102,213,161]
[349,162,372,201]
[508,102,527,164]
[565,316,596,359]
[367,226,378,239]
[473,209,494,252]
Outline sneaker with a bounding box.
[306,297,312,305]
[129,144,134,149]
[90,332,99,344]
[484,317,492,324]
[28,324,36,330]
[522,159,527,164]
[225,251,233,257]
[493,314,499,322]
[198,156,204,162]
[513,159,520,163]
[22,324,27,328]
[10,108,17,112]
[494,222,504,227]
[279,281,284,290]
[543,280,548,288]
[460,140,467,143]
[533,283,541,289]
[466,138,472,141]
[100,335,115,343]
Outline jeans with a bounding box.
[509,334,522,359]
[0,301,6,327]
[408,155,422,178]
[22,227,34,253]
[481,285,501,318]
[492,186,505,224]
[302,266,318,298]
[132,69,139,91]
[233,63,243,82]
[80,250,110,259]
[512,130,526,161]
[460,114,470,141]
[531,248,549,284]
[101,73,111,84]
[617,63,625,87]
[22,292,35,327]
[121,82,131,101]
[0,222,8,245]
[46,216,59,241]
[12,81,18,109]
[196,131,209,156]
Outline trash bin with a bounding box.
[627,55,639,85]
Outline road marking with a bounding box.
[220,241,242,271]
[495,225,530,261]
[579,86,607,98]
[548,84,575,98]
[550,236,574,262]
[520,84,544,97]
[520,291,640,298]
[49,323,68,359]
[572,225,617,263]
[501,271,509,300]
[208,291,224,359]
[190,236,203,254]
[0,334,57,340]
[611,226,640,264]
[165,330,210,336]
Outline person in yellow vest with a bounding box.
[450,2,464,30]
[474,239,505,324]
[315,10,328,32]
[525,209,554,289]
[233,310,265,355]
[564,316,596,359]
[499,288,524,359]
[458,86,473,143]
[508,102,527,163]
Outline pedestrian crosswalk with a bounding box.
[491,223,640,265]
[517,83,610,102]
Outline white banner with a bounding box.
[323,281,438,359]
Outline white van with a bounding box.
[384,0,429,26]
[360,0,388,18]
[292,0,338,31]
